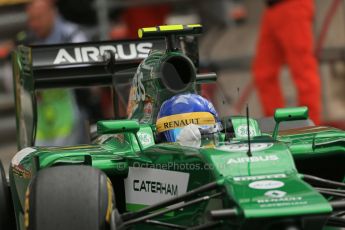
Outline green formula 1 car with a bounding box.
[3,24,345,230]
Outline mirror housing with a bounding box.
[272,107,308,139]
[274,107,308,123]
[97,120,140,135]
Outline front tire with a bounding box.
[26,165,115,230]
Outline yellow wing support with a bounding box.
[138,24,202,39]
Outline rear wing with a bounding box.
[20,38,166,89]
[12,38,198,149]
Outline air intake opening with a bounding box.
[160,55,195,92]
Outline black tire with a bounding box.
[26,165,115,230]
[0,160,15,229]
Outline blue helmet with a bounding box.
[156,93,221,142]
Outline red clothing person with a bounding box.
[253,0,321,124]
[122,5,171,39]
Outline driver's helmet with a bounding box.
[156,93,221,143]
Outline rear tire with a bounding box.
[26,165,115,230]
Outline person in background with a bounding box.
[109,3,171,40]
[252,0,321,124]
[21,0,89,146]
[121,4,171,39]
[23,0,86,45]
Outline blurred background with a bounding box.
[1,0,345,171]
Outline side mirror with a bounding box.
[274,107,308,123]
[272,107,308,139]
[97,120,140,135]
[97,120,144,152]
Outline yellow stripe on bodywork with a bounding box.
[187,24,202,28]
[138,24,202,38]
[138,27,157,38]
[142,27,158,32]
[159,25,184,31]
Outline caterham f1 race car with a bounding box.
[3,24,345,230]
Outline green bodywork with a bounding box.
[10,121,345,229]
[9,26,345,230]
